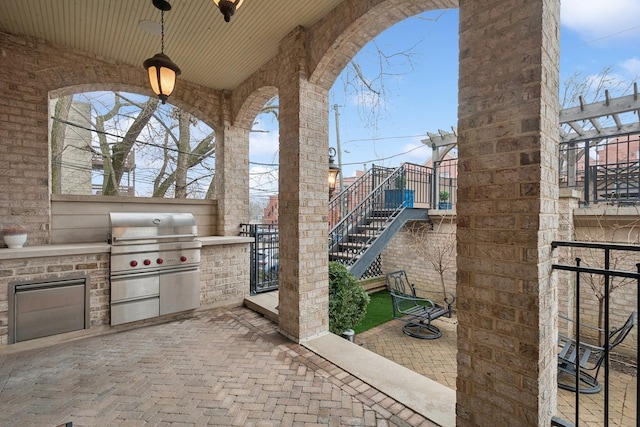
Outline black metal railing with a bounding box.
[435,158,457,208]
[240,223,279,295]
[551,241,639,427]
[559,135,640,206]
[329,166,390,230]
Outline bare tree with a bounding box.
[335,40,420,132]
[560,66,639,108]
[50,91,216,198]
[405,216,456,302]
[96,94,158,196]
[560,206,640,345]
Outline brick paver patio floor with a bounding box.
[0,307,437,427]
[0,305,636,426]
[358,315,637,427]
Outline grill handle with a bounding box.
[111,233,197,243]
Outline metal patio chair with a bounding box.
[385,270,455,339]
[557,311,636,394]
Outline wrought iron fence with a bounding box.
[559,134,640,206]
[551,241,639,427]
[240,223,279,295]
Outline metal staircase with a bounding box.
[329,163,432,278]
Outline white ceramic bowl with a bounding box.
[4,233,27,249]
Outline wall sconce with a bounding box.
[143,0,181,104]
[212,0,244,22]
[328,147,340,195]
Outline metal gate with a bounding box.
[240,223,279,295]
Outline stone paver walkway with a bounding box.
[358,318,458,391]
[357,315,637,427]
[0,303,636,426]
[0,308,436,427]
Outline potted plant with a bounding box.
[328,261,370,341]
[438,190,452,210]
[2,224,28,248]
[384,172,414,208]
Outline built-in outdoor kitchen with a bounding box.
[0,204,253,348]
[108,212,202,326]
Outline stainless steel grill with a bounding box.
[109,212,201,326]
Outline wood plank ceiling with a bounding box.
[0,0,343,90]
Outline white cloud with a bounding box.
[620,58,640,76]
[249,127,279,158]
[561,0,640,41]
[397,140,432,164]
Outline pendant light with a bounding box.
[212,0,244,22]
[143,0,181,104]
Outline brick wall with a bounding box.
[200,243,250,308]
[383,217,457,306]
[456,0,560,424]
[0,30,223,245]
[565,205,639,355]
[0,251,110,345]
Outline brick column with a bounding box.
[215,95,250,236]
[277,30,330,342]
[456,1,560,426]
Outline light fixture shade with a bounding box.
[328,163,340,192]
[212,0,244,22]
[143,52,181,103]
[328,167,339,192]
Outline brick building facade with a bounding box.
[0,1,563,425]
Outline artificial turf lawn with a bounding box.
[353,290,394,334]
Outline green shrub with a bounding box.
[328,262,370,334]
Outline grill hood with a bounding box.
[109,212,197,244]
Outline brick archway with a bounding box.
[234,86,278,131]
[50,82,222,134]
[307,0,458,90]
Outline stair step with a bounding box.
[348,233,370,239]
[358,225,384,231]
[339,242,368,249]
[330,251,361,260]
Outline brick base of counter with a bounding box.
[0,239,251,347]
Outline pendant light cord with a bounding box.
[161,10,165,54]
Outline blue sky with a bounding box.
[248,1,640,200]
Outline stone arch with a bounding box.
[49,81,222,134]
[234,86,279,131]
[307,0,458,90]
[230,1,459,126]
[15,33,222,130]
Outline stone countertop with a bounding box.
[0,236,253,260]
[0,243,111,260]
[199,236,253,246]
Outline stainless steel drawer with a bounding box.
[111,297,159,326]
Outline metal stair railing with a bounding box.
[329,163,433,269]
[329,165,394,229]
